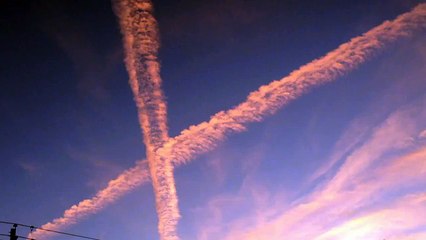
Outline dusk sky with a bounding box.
[1,1,426,240]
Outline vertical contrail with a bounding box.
[28,3,426,239]
[113,0,179,239]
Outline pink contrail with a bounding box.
[28,160,150,237]
[29,3,426,239]
[113,0,179,239]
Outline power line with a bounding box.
[0,221,99,240]
[0,233,35,240]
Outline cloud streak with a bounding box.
[316,192,426,240]
[223,100,426,239]
[113,1,179,240]
[29,3,426,239]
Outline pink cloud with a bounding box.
[223,99,426,240]
[19,161,40,175]
[29,4,426,239]
[419,129,426,139]
[388,232,426,240]
[316,193,426,240]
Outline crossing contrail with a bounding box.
[28,3,426,239]
[113,0,179,239]
[155,3,426,168]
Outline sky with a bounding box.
[1,0,426,240]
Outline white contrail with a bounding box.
[29,3,426,239]
[113,0,179,239]
[28,160,150,237]
[158,3,426,168]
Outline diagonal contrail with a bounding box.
[113,0,180,239]
[28,3,426,239]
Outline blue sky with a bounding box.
[1,1,425,239]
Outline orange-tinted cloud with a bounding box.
[316,193,426,240]
[114,0,179,239]
[419,129,426,139]
[29,160,150,238]
[223,102,426,239]
[29,3,426,239]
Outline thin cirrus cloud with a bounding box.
[222,98,426,240]
[388,232,426,240]
[29,3,426,239]
[315,192,426,240]
[419,129,426,139]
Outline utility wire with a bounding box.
[0,233,10,238]
[0,233,36,240]
[0,221,99,240]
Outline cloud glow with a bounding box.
[27,3,426,240]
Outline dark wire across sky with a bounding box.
[1,0,425,239]
[0,221,99,240]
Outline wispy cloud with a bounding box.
[19,161,41,175]
[35,1,121,101]
[29,3,426,239]
[419,129,426,139]
[223,99,426,240]
[388,232,426,240]
[316,192,426,240]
